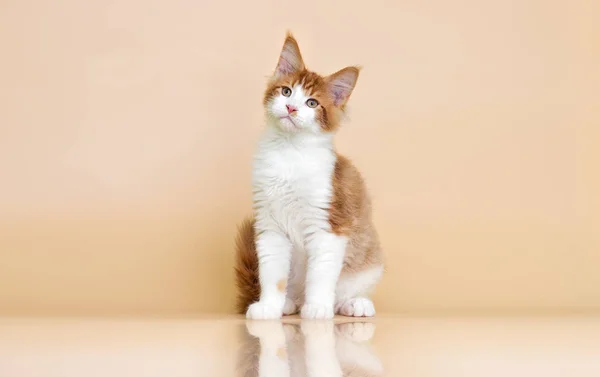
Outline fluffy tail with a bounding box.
[234,216,260,314]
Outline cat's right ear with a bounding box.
[274,33,305,79]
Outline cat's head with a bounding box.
[263,33,360,134]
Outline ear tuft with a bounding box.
[326,66,360,107]
[274,33,305,78]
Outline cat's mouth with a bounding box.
[279,116,299,129]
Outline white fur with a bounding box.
[337,298,376,317]
[335,265,384,315]
[336,265,384,302]
[247,83,375,320]
[266,86,324,134]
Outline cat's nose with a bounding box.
[286,104,297,114]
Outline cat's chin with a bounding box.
[277,116,300,132]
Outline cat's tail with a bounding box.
[234,216,260,314]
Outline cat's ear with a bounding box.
[274,33,305,78]
[325,66,360,107]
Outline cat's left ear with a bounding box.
[325,66,360,107]
[274,33,305,78]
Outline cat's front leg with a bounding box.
[301,231,346,319]
[246,230,292,320]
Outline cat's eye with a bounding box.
[281,86,292,97]
[306,98,319,108]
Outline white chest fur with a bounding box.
[252,126,336,248]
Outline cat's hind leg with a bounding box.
[334,265,383,317]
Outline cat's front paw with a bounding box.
[246,301,283,320]
[300,302,334,319]
[282,298,298,315]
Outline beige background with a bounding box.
[0,0,598,316]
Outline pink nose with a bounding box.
[286,104,297,114]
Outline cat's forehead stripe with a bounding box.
[290,71,324,96]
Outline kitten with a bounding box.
[234,33,384,320]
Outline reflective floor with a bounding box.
[1,315,600,376]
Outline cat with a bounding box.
[234,33,384,320]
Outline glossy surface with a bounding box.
[1,315,599,376]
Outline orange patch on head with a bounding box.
[277,279,287,292]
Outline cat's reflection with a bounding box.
[237,321,383,377]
